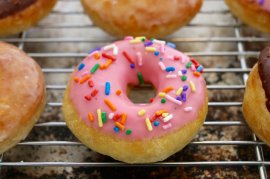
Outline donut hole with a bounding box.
[127,83,156,104]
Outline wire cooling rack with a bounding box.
[1,0,270,178]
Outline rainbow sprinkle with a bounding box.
[105,82,110,95]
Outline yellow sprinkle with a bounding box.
[176,87,183,96]
[129,39,141,44]
[135,36,146,40]
[159,92,166,98]
[162,113,169,117]
[97,109,103,127]
[138,109,146,116]
[189,81,196,92]
[145,47,156,52]
[145,117,153,132]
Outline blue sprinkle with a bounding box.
[165,67,175,72]
[166,42,176,49]
[88,47,101,54]
[130,63,135,69]
[176,96,181,101]
[154,121,160,127]
[78,63,85,71]
[105,82,110,95]
[154,51,160,56]
[181,69,187,74]
[196,65,204,72]
[159,58,163,61]
[114,126,120,133]
[182,93,187,102]
[183,85,189,91]
[144,41,153,46]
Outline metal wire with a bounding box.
[1,0,270,178]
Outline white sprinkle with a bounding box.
[181,56,188,63]
[158,61,166,70]
[165,94,182,105]
[184,107,193,112]
[108,113,115,120]
[178,70,183,77]
[113,46,118,55]
[153,39,166,45]
[167,55,173,60]
[103,44,115,51]
[136,52,143,66]
[81,71,88,77]
[160,44,165,54]
[162,114,173,123]
[191,64,196,71]
[166,74,177,78]
[124,36,134,40]
[162,123,172,130]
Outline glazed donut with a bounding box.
[0,0,57,37]
[243,46,270,146]
[0,42,46,154]
[80,0,203,38]
[225,0,270,34]
[63,37,208,163]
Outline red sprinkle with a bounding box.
[150,114,158,122]
[122,51,134,64]
[149,98,154,103]
[174,56,181,61]
[88,80,94,87]
[84,95,91,101]
[191,58,199,66]
[102,53,116,61]
[113,113,122,121]
[91,89,98,97]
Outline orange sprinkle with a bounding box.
[88,112,94,122]
[74,77,79,83]
[155,109,167,116]
[194,71,201,77]
[80,74,91,84]
[120,113,127,125]
[99,65,105,70]
[94,53,100,60]
[116,90,122,96]
[115,122,125,130]
[104,59,113,69]
[162,86,174,93]
[104,99,117,111]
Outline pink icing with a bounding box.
[256,0,270,12]
[69,38,207,140]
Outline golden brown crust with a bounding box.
[81,0,203,38]
[63,81,208,163]
[225,0,270,34]
[0,42,46,153]
[243,64,270,146]
[0,0,57,37]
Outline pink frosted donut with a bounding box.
[63,37,208,163]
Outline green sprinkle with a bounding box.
[126,129,132,135]
[137,72,144,85]
[101,112,107,123]
[182,76,187,81]
[161,98,166,103]
[141,38,145,42]
[186,62,192,68]
[90,63,100,74]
